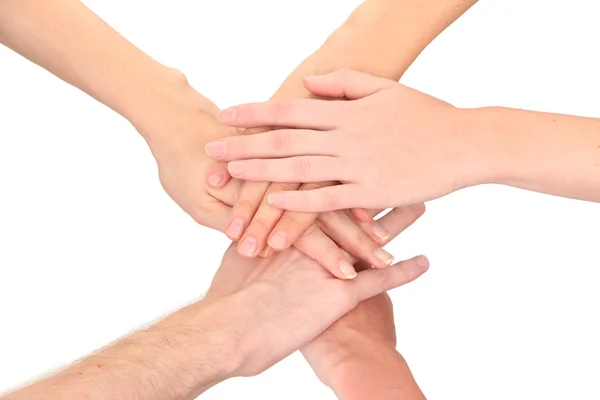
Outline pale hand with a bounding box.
[209,69,484,212]
[131,82,241,231]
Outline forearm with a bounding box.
[274,0,478,97]
[468,107,600,202]
[2,302,239,400]
[0,0,205,137]
[327,344,425,400]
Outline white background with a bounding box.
[1,0,600,399]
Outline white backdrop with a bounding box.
[1,1,600,399]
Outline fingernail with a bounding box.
[262,246,273,258]
[268,231,288,250]
[411,204,426,213]
[226,218,245,239]
[258,246,271,258]
[354,208,371,221]
[228,161,245,177]
[238,237,258,256]
[374,248,394,266]
[205,142,226,158]
[415,255,430,269]
[371,224,390,242]
[207,170,224,187]
[339,259,357,279]
[217,108,237,123]
[268,193,286,207]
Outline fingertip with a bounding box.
[228,161,246,178]
[411,203,426,215]
[267,193,287,208]
[268,230,289,250]
[205,141,227,160]
[339,259,358,280]
[414,255,430,270]
[217,108,237,124]
[225,217,246,240]
[352,208,373,222]
[207,168,230,188]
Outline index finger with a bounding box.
[217,98,344,130]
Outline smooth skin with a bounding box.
[2,209,428,400]
[208,0,479,265]
[213,69,600,212]
[0,0,407,279]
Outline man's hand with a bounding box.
[204,209,429,377]
[303,292,426,400]
[301,208,427,399]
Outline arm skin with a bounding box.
[277,0,479,94]
[469,106,600,203]
[213,72,600,210]
[329,342,425,400]
[301,208,427,400]
[0,0,242,231]
[0,0,191,131]
[2,215,428,400]
[0,299,245,400]
[215,0,479,266]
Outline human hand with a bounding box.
[302,289,426,400]
[211,69,482,212]
[206,89,399,278]
[202,208,429,378]
[301,208,424,394]
[129,80,241,231]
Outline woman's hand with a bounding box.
[210,69,486,212]
[131,83,242,231]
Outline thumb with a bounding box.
[206,161,232,189]
[302,68,395,100]
[351,255,430,302]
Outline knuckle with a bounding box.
[270,130,293,152]
[338,287,359,309]
[299,223,318,238]
[319,209,345,224]
[248,160,267,177]
[372,269,393,289]
[273,99,295,124]
[234,136,248,156]
[249,217,273,233]
[234,199,258,216]
[280,213,311,233]
[292,157,312,179]
[322,189,341,209]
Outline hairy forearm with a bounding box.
[275,0,478,97]
[328,345,425,400]
[1,301,240,400]
[468,107,600,202]
[0,0,204,138]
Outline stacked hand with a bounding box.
[208,69,477,212]
[203,206,428,381]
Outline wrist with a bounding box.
[154,298,249,391]
[305,332,397,388]
[122,67,219,155]
[458,106,517,187]
[326,342,409,398]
